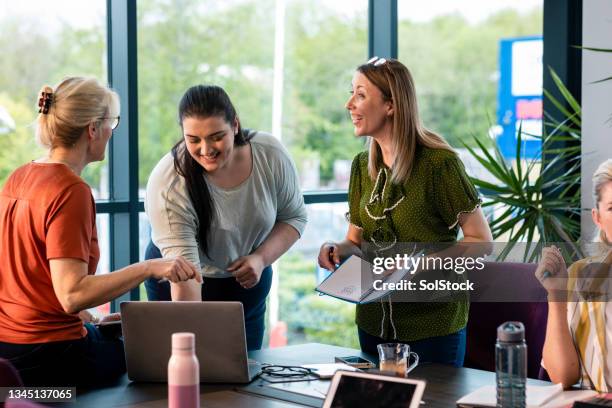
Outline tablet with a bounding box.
[323,371,426,408]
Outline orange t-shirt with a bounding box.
[0,162,99,344]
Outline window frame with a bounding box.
[100,0,580,310]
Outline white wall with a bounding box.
[581,0,612,240]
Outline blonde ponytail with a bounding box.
[35,77,119,150]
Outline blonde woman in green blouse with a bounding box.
[317,57,492,366]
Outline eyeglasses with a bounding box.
[368,56,387,67]
[98,116,120,130]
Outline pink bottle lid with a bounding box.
[172,332,195,350]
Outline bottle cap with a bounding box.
[172,332,195,350]
[497,321,525,342]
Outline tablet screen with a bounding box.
[329,374,419,408]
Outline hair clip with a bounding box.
[38,91,53,114]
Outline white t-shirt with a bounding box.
[145,132,307,278]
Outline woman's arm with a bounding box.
[228,222,300,289]
[447,207,494,261]
[542,301,580,388]
[50,257,201,313]
[145,158,204,301]
[411,207,492,270]
[171,280,203,301]
[458,207,493,244]
[253,222,300,266]
[226,136,308,289]
[536,247,580,388]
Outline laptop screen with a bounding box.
[329,374,419,408]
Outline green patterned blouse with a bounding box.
[347,145,481,341]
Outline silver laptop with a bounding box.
[120,301,262,383]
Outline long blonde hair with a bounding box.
[593,159,612,244]
[356,59,454,184]
[36,77,119,149]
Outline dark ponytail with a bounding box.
[171,85,252,258]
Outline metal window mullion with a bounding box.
[368,0,397,59]
[541,0,582,237]
[107,0,140,311]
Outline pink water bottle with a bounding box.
[168,332,199,408]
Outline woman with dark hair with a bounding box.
[145,85,307,350]
[317,58,492,366]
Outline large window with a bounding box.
[275,0,366,347]
[0,0,109,196]
[281,1,367,191]
[6,0,581,350]
[276,203,358,348]
[136,0,366,347]
[398,1,542,148]
[137,0,276,194]
[398,1,543,242]
[136,0,279,307]
[137,0,367,193]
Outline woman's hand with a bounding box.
[318,241,341,271]
[78,310,121,325]
[228,254,265,289]
[99,312,121,324]
[535,246,568,297]
[147,256,202,283]
[78,310,98,323]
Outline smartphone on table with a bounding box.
[334,356,376,369]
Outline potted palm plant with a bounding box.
[464,68,582,261]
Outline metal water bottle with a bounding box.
[168,332,199,408]
[496,321,527,408]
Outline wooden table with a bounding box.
[53,342,550,407]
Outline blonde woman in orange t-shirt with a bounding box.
[0,77,201,386]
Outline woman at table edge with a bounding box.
[537,158,612,392]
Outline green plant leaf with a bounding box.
[464,66,582,258]
[549,67,582,114]
[471,178,513,194]
[543,89,581,128]
[462,141,508,183]
[515,121,524,182]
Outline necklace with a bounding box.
[366,167,405,252]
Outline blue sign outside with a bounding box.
[497,36,543,160]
